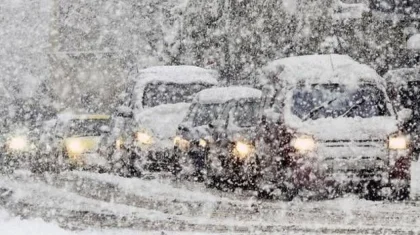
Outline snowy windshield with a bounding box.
[142,83,212,108]
[232,99,260,127]
[66,119,110,137]
[190,103,226,127]
[291,84,390,120]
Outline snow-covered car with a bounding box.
[31,113,112,173]
[238,54,411,200]
[110,66,219,174]
[0,100,57,174]
[173,86,262,180]
[385,67,420,161]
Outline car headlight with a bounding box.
[199,139,207,148]
[66,139,85,155]
[291,135,316,153]
[137,132,153,145]
[116,138,123,150]
[233,141,254,159]
[8,136,28,151]
[388,135,408,150]
[174,136,190,152]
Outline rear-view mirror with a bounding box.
[397,108,413,123]
[116,106,133,118]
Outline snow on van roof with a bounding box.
[134,65,219,85]
[262,54,383,87]
[384,67,420,85]
[196,86,262,104]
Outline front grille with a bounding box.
[321,139,385,148]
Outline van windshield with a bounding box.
[291,84,389,120]
[67,119,110,137]
[232,99,260,127]
[190,103,226,127]
[143,83,211,108]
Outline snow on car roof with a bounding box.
[57,113,110,122]
[262,54,383,88]
[134,65,219,85]
[196,86,262,104]
[131,66,219,110]
[384,67,420,85]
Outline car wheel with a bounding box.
[362,180,383,201]
[390,183,410,201]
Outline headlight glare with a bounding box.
[292,136,316,153]
[8,136,28,151]
[199,139,207,148]
[66,140,85,155]
[174,136,190,152]
[388,135,408,150]
[234,141,253,159]
[137,132,153,145]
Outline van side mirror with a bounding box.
[208,120,226,129]
[397,108,413,123]
[116,106,133,118]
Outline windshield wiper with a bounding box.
[340,98,366,118]
[302,98,338,121]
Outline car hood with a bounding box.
[285,116,398,141]
[136,103,191,142]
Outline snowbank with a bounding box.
[0,210,75,235]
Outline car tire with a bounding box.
[390,183,410,201]
[362,180,383,201]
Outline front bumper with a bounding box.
[0,151,36,171]
[174,145,208,177]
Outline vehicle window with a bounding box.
[142,82,212,108]
[399,81,420,116]
[291,84,389,120]
[192,103,226,127]
[66,119,110,137]
[232,99,261,127]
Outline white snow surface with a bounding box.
[2,169,420,234]
[136,102,191,148]
[195,86,262,104]
[407,34,420,50]
[136,66,219,85]
[263,54,383,88]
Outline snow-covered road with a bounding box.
[1,161,420,234]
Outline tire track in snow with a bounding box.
[3,171,420,234]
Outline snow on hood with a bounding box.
[285,114,398,141]
[262,54,383,88]
[195,86,262,104]
[136,103,191,141]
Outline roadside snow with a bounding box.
[0,210,242,235]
